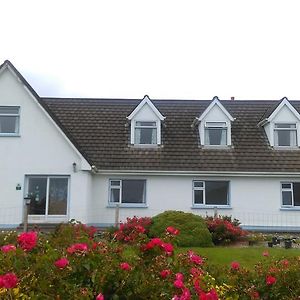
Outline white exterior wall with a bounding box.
[89,174,300,230]
[0,68,91,227]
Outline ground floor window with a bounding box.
[26,176,69,215]
[109,179,146,205]
[281,182,300,207]
[193,180,229,206]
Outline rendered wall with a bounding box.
[0,67,91,227]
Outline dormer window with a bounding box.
[204,122,227,146]
[127,95,165,146]
[274,124,297,147]
[0,106,20,135]
[135,121,157,145]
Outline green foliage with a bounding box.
[149,210,213,247]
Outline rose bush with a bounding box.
[0,219,299,299]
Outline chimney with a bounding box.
[231,96,235,101]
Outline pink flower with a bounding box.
[54,257,69,269]
[0,273,18,289]
[160,269,172,278]
[199,289,218,300]
[1,244,16,253]
[230,261,240,270]
[135,225,146,233]
[17,231,37,251]
[120,262,131,271]
[266,275,276,285]
[151,237,163,246]
[281,259,289,267]
[190,267,203,277]
[262,250,269,257]
[67,243,88,254]
[188,251,204,265]
[174,279,184,289]
[96,293,105,300]
[166,226,180,235]
[175,273,184,281]
[161,242,174,254]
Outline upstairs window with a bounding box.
[109,179,146,205]
[204,122,227,146]
[193,180,229,206]
[281,182,300,207]
[0,106,20,135]
[134,121,157,145]
[274,124,297,147]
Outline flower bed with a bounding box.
[0,219,300,299]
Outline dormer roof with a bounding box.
[127,95,165,121]
[259,97,300,126]
[197,96,234,122]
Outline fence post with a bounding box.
[115,204,120,228]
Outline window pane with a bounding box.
[276,130,296,146]
[28,178,47,215]
[206,122,226,127]
[194,190,203,204]
[135,128,157,144]
[194,181,204,188]
[0,107,19,114]
[0,116,18,133]
[111,180,121,186]
[122,180,145,203]
[282,191,292,206]
[136,121,156,127]
[110,188,120,203]
[282,183,292,189]
[48,178,68,215]
[205,128,227,145]
[275,124,296,129]
[205,181,229,205]
[293,183,300,206]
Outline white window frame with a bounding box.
[134,121,158,145]
[26,175,70,217]
[274,123,297,148]
[108,179,147,207]
[203,121,230,147]
[281,182,300,207]
[0,106,20,136]
[193,180,230,207]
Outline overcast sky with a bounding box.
[1,0,300,100]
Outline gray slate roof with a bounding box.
[41,97,300,173]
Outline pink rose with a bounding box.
[175,273,184,281]
[120,262,131,271]
[188,251,204,265]
[96,293,104,300]
[262,250,269,257]
[266,275,276,285]
[17,231,38,251]
[160,269,171,278]
[161,242,174,254]
[0,273,18,289]
[174,279,184,289]
[54,257,69,269]
[230,261,240,270]
[67,243,88,254]
[166,226,180,235]
[1,244,16,253]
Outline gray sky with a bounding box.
[1,0,300,100]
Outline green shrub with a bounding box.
[149,210,213,247]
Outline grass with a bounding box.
[178,246,300,268]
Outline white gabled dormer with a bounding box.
[259,97,300,148]
[127,95,165,146]
[197,96,234,147]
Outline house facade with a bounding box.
[1,60,300,231]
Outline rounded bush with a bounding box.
[149,210,213,247]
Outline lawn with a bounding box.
[178,246,300,268]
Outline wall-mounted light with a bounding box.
[24,195,32,206]
[73,162,77,173]
[16,183,21,190]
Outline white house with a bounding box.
[1,60,300,231]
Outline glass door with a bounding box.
[27,176,69,223]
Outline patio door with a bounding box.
[26,176,69,223]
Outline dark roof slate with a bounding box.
[41,97,300,173]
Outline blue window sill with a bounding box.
[280,207,300,211]
[107,204,148,209]
[191,205,232,209]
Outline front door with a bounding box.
[26,176,69,223]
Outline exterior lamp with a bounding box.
[24,195,32,206]
[72,162,77,173]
